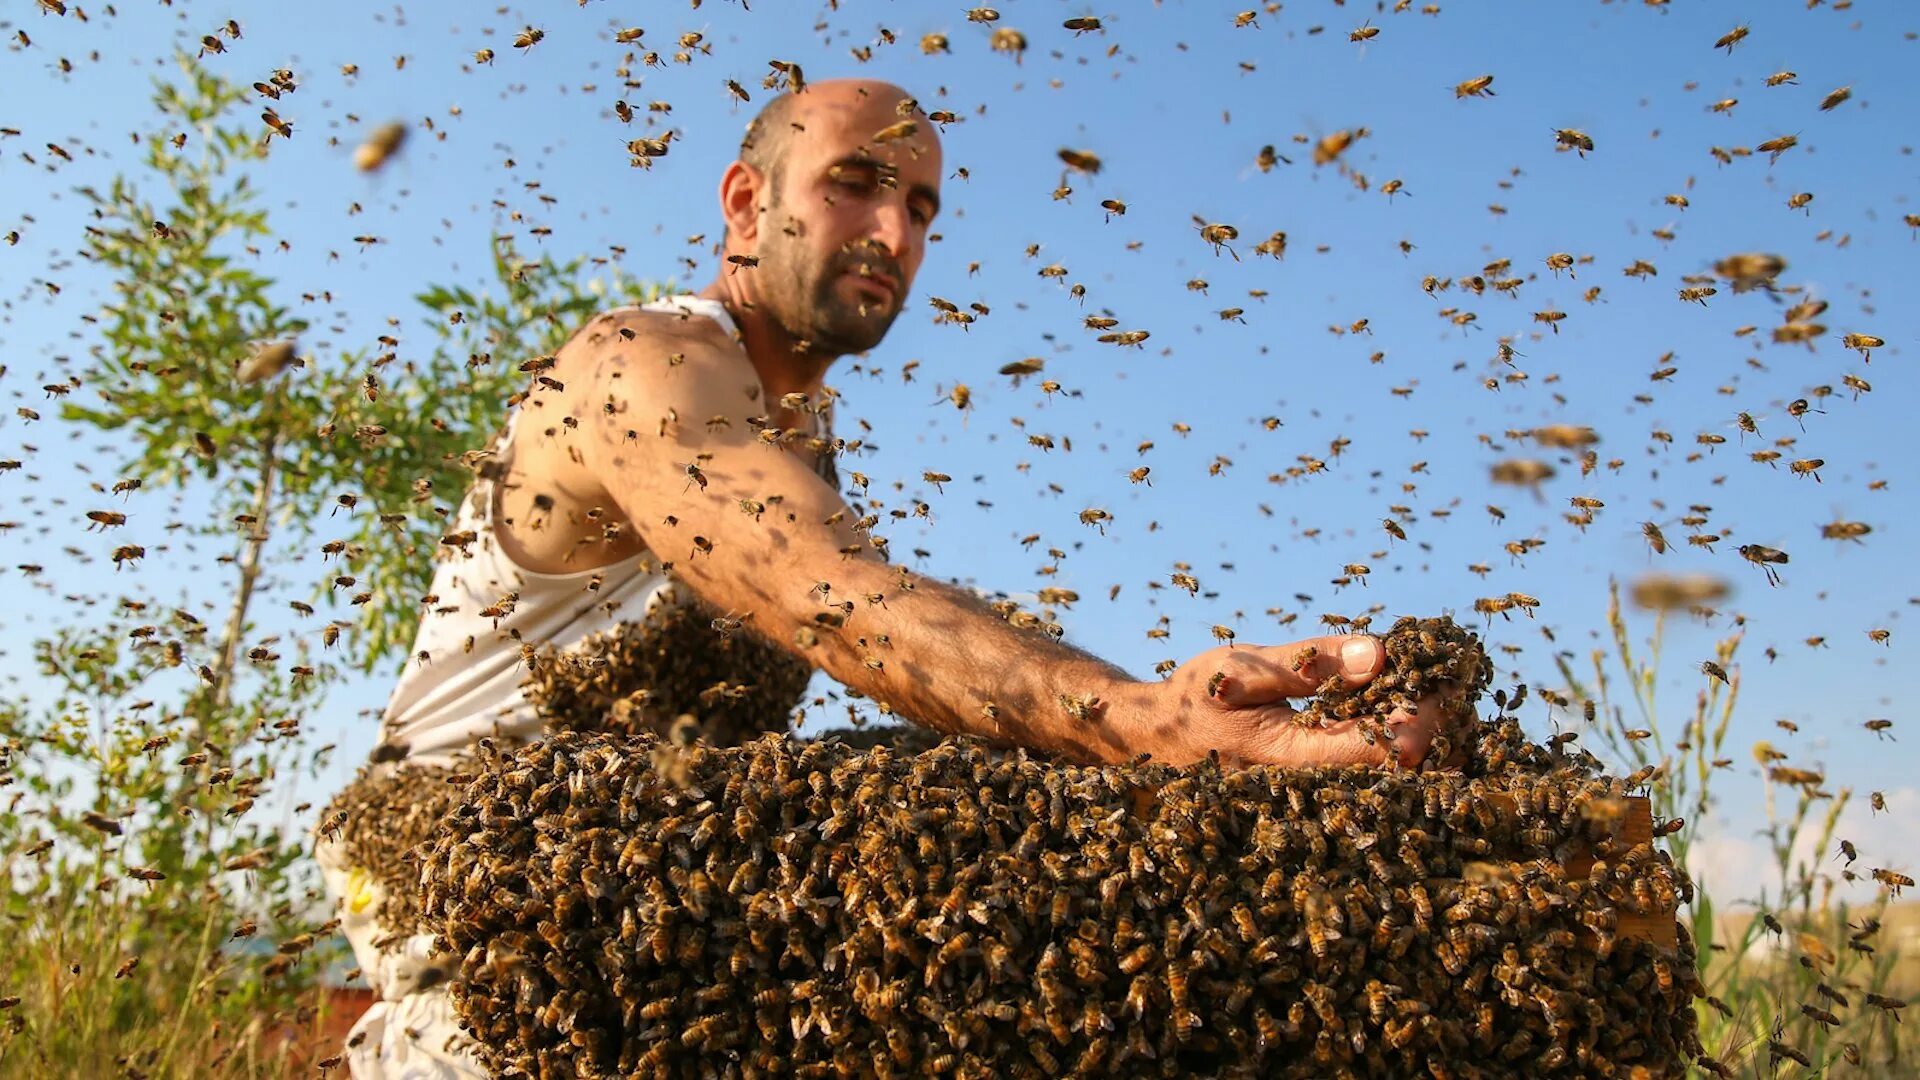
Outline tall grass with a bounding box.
[0,630,347,1077]
[1557,582,1907,1078]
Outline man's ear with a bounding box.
[717,161,763,245]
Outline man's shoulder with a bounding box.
[574,301,740,353]
[562,302,760,417]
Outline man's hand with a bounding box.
[1107,635,1448,770]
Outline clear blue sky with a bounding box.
[2,0,1915,906]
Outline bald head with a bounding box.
[735,79,930,223]
[718,77,943,359]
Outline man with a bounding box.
[319,78,1443,1077]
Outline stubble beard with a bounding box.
[761,229,901,358]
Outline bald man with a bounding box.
[318,79,1446,1077]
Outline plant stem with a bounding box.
[207,424,280,726]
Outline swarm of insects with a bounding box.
[1293,616,1492,741]
[521,593,818,747]
[405,696,1699,1077]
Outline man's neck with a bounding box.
[695,277,833,406]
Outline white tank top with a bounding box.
[374,296,832,768]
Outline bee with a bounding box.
[1350,21,1379,42]
[1841,333,1883,361]
[1864,992,1907,1015]
[1062,17,1104,35]
[260,108,293,141]
[1766,69,1799,87]
[1552,128,1594,156]
[1057,148,1102,175]
[1819,85,1852,111]
[1870,868,1914,896]
[352,122,407,173]
[1739,543,1789,586]
[1194,220,1240,258]
[513,25,544,50]
[1788,458,1824,482]
[1455,74,1496,99]
[1757,134,1798,163]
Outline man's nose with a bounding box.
[867,200,913,264]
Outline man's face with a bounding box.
[751,95,942,357]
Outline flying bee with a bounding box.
[1057,147,1102,175]
[353,122,407,172]
[1788,458,1824,482]
[1819,86,1852,111]
[1350,21,1379,42]
[1870,868,1914,896]
[1757,134,1798,163]
[1840,333,1883,361]
[1552,128,1594,156]
[1738,544,1789,586]
[513,25,543,50]
[1193,219,1240,259]
[1455,74,1495,99]
[1062,17,1104,34]
[1765,69,1798,86]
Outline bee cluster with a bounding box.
[320,602,817,931]
[523,601,817,747]
[1294,615,1492,738]
[413,706,1702,1077]
[321,758,471,934]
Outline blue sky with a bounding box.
[2,0,1916,906]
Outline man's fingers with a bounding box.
[1212,635,1381,706]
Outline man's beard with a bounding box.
[766,237,903,357]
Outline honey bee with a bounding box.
[1819,85,1852,111]
[1739,544,1789,586]
[1756,134,1798,163]
[1194,220,1240,258]
[1350,21,1379,42]
[1870,868,1914,896]
[1552,128,1594,156]
[1062,17,1104,35]
[1714,23,1748,52]
[352,122,407,173]
[1057,148,1102,175]
[1455,74,1496,99]
[1840,333,1883,360]
[513,26,544,50]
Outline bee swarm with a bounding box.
[1294,615,1492,736]
[403,615,1701,1078]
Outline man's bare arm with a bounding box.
[573,312,1148,764]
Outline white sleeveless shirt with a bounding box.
[374,296,831,768]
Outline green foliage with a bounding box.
[1,54,663,1077]
[1559,583,1907,1077]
